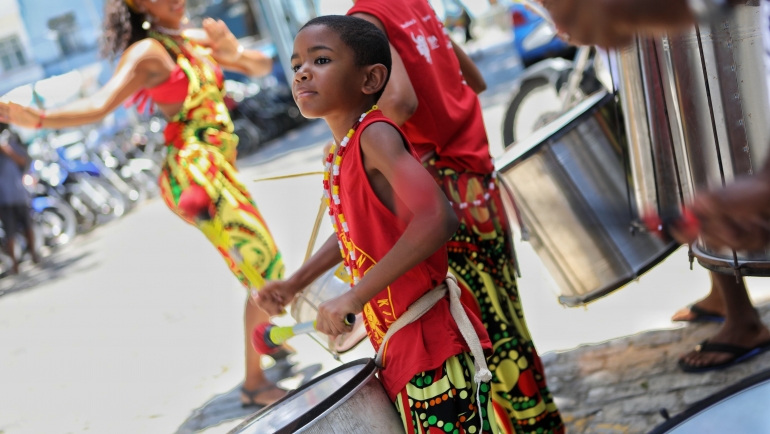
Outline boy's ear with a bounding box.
[361,64,389,98]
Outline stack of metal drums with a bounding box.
[618,2,770,276]
[496,2,770,306]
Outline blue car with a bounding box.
[510,3,574,67]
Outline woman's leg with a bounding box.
[242,299,286,406]
[160,145,286,406]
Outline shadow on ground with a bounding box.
[547,302,770,433]
[0,245,97,298]
[174,359,323,434]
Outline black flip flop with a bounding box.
[679,339,770,373]
[674,305,725,324]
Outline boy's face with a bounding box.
[291,26,363,119]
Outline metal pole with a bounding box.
[250,0,317,86]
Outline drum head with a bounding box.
[648,369,770,433]
[228,359,376,434]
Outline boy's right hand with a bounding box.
[256,280,298,316]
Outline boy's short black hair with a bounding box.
[301,15,392,102]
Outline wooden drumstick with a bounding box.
[252,314,357,355]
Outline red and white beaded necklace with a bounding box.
[323,105,378,286]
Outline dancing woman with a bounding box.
[0,0,286,407]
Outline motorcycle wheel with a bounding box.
[37,201,77,247]
[502,78,564,148]
[67,193,98,233]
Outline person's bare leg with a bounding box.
[242,299,286,406]
[680,272,770,368]
[671,274,726,321]
[4,237,19,274]
[23,226,40,264]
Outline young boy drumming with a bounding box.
[258,15,498,434]
[346,1,564,432]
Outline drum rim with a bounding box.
[557,242,679,307]
[495,91,611,172]
[647,368,770,434]
[692,244,770,277]
[228,358,377,434]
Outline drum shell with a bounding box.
[291,265,368,353]
[658,4,770,271]
[496,92,677,307]
[229,359,403,434]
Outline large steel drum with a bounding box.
[496,91,677,307]
[653,3,770,275]
[648,368,770,433]
[228,359,402,434]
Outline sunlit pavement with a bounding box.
[3,40,770,434]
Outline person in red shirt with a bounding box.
[343,1,564,432]
[258,15,499,434]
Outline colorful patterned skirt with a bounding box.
[425,159,564,434]
[396,352,498,434]
[159,126,284,289]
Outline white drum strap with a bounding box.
[374,273,492,433]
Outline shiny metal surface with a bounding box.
[652,377,770,433]
[658,4,770,271]
[291,265,367,353]
[238,366,362,433]
[616,37,686,220]
[496,92,677,307]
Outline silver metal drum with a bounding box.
[648,369,770,433]
[496,92,677,307]
[228,359,402,434]
[652,3,770,275]
[291,265,368,354]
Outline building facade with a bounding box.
[0,0,44,96]
[17,0,104,78]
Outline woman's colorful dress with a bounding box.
[150,32,284,289]
[425,158,564,434]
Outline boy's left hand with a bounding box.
[316,291,364,337]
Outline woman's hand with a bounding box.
[198,18,243,64]
[0,102,42,129]
[316,291,364,337]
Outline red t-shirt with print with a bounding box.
[348,0,494,175]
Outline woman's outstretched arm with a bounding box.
[0,39,174,129]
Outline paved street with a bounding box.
[3,39,770,434]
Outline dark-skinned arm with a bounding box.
[315,123,459,336]
[352,12,419,126]
[256,233,343,316]
[452,41,486,94]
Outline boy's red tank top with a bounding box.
[348,0,494,175]
[329,110,490,400]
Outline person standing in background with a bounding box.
[0,124,40,274]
